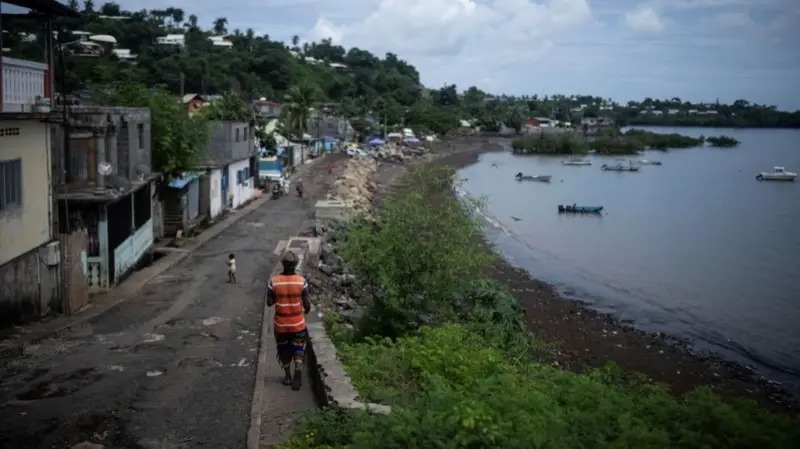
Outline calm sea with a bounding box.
[458,127,800,392]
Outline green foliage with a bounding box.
[199,92,253,122]
[283,325,800,449]
[623,129,704,149]
[93,83,210,174]
[338,165,494,339]
[706,135,740,147]
[511,133,589,155]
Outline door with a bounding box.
[220,166,229,209]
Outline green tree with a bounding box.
[94,83,210,175]
[282,82,321,139]
[212,17,227,35]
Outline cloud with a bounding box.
[306,0,591,87]
[624,6,666,33]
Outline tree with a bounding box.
[187,14,198,29]
[68,0,78,10]
[282,83,321,139]
[99,2,120,16]
[213,17,228,35]
[94,83,210,175]
[83,0,95,13]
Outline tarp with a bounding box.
[258,157,283,177]
[368,138,385,146]
[167,171,202,189]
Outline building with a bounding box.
[182,93,208,116]
[193,121,256,222]
[55,106,158,294]
[156,34,185,47]
[0,0,81,327]
[253,99,283,119]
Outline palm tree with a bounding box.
[68,0,78,10]
[213,17,228,35]
[172,8,185,27]
[282,83,321,140]
[187,14,198,29]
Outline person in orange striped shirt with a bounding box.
[267,251,312,390]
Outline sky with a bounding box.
[35,1,800,109]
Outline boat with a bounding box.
[756,167,796,181]
[638,160,662,165]
[515,173,551,182]
[601,163,640,172]
[561,158,591,166]
[558,204,603,214]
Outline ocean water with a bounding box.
[457,127,800,392]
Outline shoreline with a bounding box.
[413,138,797,412]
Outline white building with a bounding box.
[156,34,185,47]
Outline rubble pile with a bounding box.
[372,143,429,163]
[327,157,378,215]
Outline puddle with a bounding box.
[146,370,164,377]
[17,368,102,400]
[108,365,125,372]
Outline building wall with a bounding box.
[0,120,52,265]
[208,168,223,218]
[226,158,254,209]
[200,121,253,166]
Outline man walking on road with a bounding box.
[267,251,311,390]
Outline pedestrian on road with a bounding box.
[328,163,334,176]
[266,251,311,390]
[227,253,237,283]
[295,178,304,198]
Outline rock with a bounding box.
[71,443,104,449]
[309,277,323,289]
[334,296,355,310]
[335,274,357,287]
[319,264,334,276]
[338,308,363,324]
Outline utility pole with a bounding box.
[179,72,185,97]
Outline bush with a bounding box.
[623,129,704,149]
[283,326,800,449]
[706,135,740,147]
[511,133,588,155]
[338,165,495,340]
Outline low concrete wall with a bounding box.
[314,200,354,221]
[269,232,390,415]
[0,243,58,328]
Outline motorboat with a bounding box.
[601,163,640,172]
[638,160,662,165]
[756,167,796,181]
[561,158,591,166]
[558,204,603,214]
[515,172,551,182]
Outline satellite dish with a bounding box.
[90,34,118,44]
[98,162,113,175]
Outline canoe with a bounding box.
[516,173,551,182]
[558,205,603,213]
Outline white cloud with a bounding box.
[306,0,591,85]
[624,6,666,33]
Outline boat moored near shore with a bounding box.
[756,167,796,181]
[562,158,592,166]
[515,172,552,182]
[558,204,604,214]
[639,160,662,165]
[601,163,640,172]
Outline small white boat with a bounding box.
[756,167,797,181]
[639,160,662,165]
[515,173,551,182]
[562,159,591,166]
[601,163,640,172]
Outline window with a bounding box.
[0,159,23,212]
[235,127,240,142]
[137,124,145,149]
[243,127,249,141]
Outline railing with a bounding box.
[1,57,47,113]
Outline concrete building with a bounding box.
[55,106,158,295]
[0,0,81,327]
[195,121,256,219]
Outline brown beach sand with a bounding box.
[375,137,796,413]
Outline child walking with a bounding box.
[227,253,237,283]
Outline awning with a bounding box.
[167,171,202,189]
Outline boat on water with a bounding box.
[756,167,796,181]
[558,204,603,214]
[601,163,640,172]
[638,160,662,165]
[515,172,551,182]
[561,158,592,166]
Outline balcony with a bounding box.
[1,56,48,113]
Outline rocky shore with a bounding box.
[309,139,797,414]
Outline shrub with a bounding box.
[706,135,740,147]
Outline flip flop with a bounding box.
[291,367,302,390]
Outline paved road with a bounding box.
[0,157,342,449]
